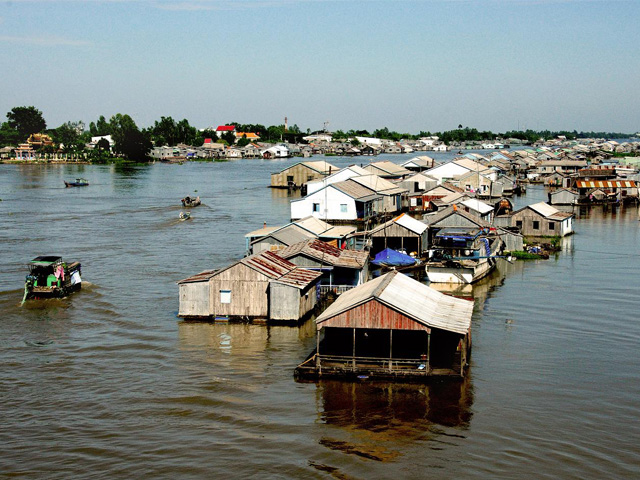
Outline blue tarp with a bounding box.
[371,248,416,267]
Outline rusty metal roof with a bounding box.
[241,250,298,279]
[278,239,369,268]
[177,269,218,284]
[273,267,322,288]
[316,271,473,334]
[575,180,637,188]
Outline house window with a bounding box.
[307,175,314,181]
[516,220,523,229]
[220,290,231,304]
[549,222,555,231]
[340,204,347,213]
[312,203,320,212]
[287,175,294,183]
[533,220,540,230]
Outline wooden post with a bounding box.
[389,329,393,371]
[427,331,431,373]
[352,328,356,369]
[316,329,320,368]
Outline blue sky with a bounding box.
[1,0,638,134]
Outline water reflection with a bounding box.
[316,377,473,431]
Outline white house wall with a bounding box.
[291,187,358,220]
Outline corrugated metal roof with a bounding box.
[364,161,411,176]
[302,161,337,174]
[244,226,279,238]
[575,180,637,188]
[177,269,218,284]
[316,271,473,335]
[423,206,491,228]
[460,199,494,214]
[370,213,427,236]
[273,268,322,289]
[278,239,368,268]
[270,225,316,245]
[242,250,297,279]
[332,179,380,200]
[528,202,562,218]
[349,175,407,195]
[402,156,434,168]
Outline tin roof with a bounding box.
[350,174,407,195]
[459,198,494,214]
[423,206,491,228]
[364,161,411,176]
[369,212,427,236]
[332,179,380,200]
[177,269,218,284]
[575,180,636,188]
[278,239,369,268]
[316,271,473,335]
[241,250,298,279]
[273,267,322,288]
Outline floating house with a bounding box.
[573,180,637,203]
[366,213,428,257]
[291,176,406,222]
[305,165,370,194]
[295,271,474,380]
[401,156,435,172]
[456,198,494,222]
[270,161,336,188]
[177,251,321,322]
[549,188,579,205]
[277,239,369,290]
[362,161,411,179]
[245,216,356,254]
[495,202,574,237]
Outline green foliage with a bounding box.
[51,121,85,152]
[0,122,20,146]
[510,250,545,260]
[89,116,112,137]
[7,106,46,141]
[219,131,234,145]
[109,113,152,161]
[237,135,250,147]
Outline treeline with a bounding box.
[0,106,634,162]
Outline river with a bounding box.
[1,154,639,479]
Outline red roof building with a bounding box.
[216,125,236,132]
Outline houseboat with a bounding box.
[295,271,474,381]
[64,178,89,187]
[424,227,503,284]
[24,256,82,300]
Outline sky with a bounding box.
[1,0,639,134]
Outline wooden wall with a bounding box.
[270,164,325,188]
[209,263,270,317]
[269,283,317,321]
[319,299,430,331]
[178,282,210,317]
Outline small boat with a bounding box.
[179,211,191,221]
[65,178,89,187]
[424,227,503,284]
[181,196,201,207]
[23,256,82,301]
[371,248,418,269]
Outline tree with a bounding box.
[237,135,250,147]
[89,115,112,137]
[7,106,46,141]
[109,113,152,161]
[51,121,84,151]
[0,122,20,146]
[221,131,236,145]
